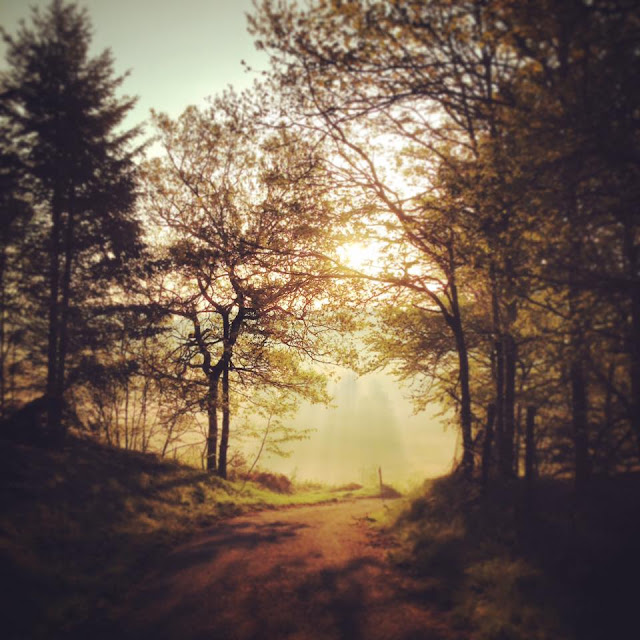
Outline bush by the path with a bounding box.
[388,472,640,640]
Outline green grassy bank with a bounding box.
[385,472,640,640]
[0,435,373,639]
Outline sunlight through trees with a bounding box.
[1,0,638,491]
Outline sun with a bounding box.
[336,241,379,273]
[336,239,446,293]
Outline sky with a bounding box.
[0,0,457,485]
[1,0,264,133]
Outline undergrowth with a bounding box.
[386,472,640,640]
[0,434,376,639]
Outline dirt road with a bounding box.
[113,498,460,640]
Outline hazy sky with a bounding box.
[0,0,457,484]
[263,371,458,488]
[1,0,264,132]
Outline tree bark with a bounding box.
[0,245,6,419]
[452,316,474,478]
[571,358,590,490]
[603,362,615,475]
[219,314,231,479]
[524,405,537,498]
[569,267,590,490]
[46,193,63,439]
[206,372,220,473]
[522,405,537,540]
[482,403,496,488]
[568,273,590,490]
[444,249,474,479]
[514,403,523,477]
[503,333,517,477]
[53,187,77,443]
[494,337,505,473]
[623,215,640,456]
[490,264,507,478]
[491,277,517,478]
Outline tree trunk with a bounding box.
[514,403,523,477]
[482,403,496,488]
[46,194,63,439]
[206,372,220,472]
[494,337,505,473]
[569,281,590,490]
[524,405,537,499]
[219,315,231,479]
[503,334,517,477]
[53,189,77,443]
[522,404,537,542]
[603,362,614,475]
[452,317,474,478]
[124,381,131,450]
[623,215,640,456]
[571,358,590,490]
[566,179,590,491]
[630,282,640,457]
[444,250,474,479]
[0,245,6,419]
[490,255,518,480]
[490,264,507,478]
[139,367,150,453]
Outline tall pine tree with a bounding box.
[1,0,143,442]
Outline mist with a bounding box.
[262,370,458,488]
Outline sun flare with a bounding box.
[336,241,380,273]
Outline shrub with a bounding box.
[246,471,293,493]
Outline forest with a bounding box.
[1,1,639,638]
[2,0,638,488]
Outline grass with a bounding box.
[0,434,378,639]
[16,430,634,640]
[384,472,640,640]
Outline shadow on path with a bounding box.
[79,500,461,640]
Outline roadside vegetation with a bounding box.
[385,473,640,640]
[0,434,378,639]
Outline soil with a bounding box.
[106,497,462,640]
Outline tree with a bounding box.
[71,304,171,452]
[0,0,143,442]
[0,115,33,418]
[249,0,525,477]
[487,0,640,483]
[143,91,347,477]
[250,0,640,485]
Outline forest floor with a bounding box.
[3,434,639,640]
[0,434,387,640]
[104,498,463,640]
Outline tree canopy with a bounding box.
[1,0,638,491]
[250,0,640,484]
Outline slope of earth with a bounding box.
[106,499,462,640]
[0,434,383,639]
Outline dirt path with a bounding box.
[113,498,460,640]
